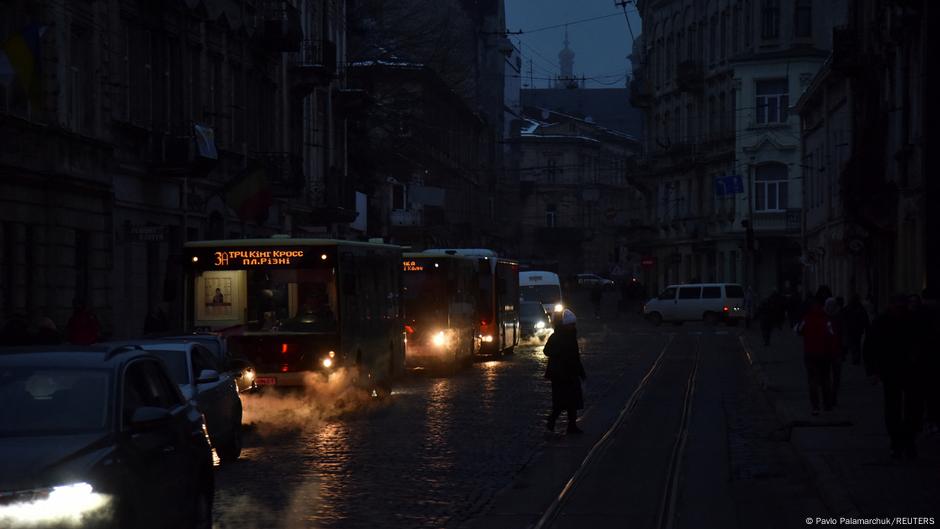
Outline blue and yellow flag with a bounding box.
[0,25,47,105]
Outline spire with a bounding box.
[557,25,575,87]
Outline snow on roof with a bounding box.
[349,59,424,69]
[520,118,541,134]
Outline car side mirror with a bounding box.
[196,369,220,384]
[130,406,171,430]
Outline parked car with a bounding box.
[158,334,257,393]
[577,273,615,288]
[643,283,746,325]
[519,301,553,342]
[0,345,214,529]
[101,340,243,462]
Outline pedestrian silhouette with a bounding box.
[864,295,923,459]
[544,309,586,434]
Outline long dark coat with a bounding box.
[543,325,586,410]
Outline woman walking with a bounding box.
[544,309,586,434]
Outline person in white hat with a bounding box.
[543,308,586,434]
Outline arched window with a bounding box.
[754,163,788,211]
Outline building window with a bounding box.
[546,158,558,183]
[744,0,752,47]
[761,0,780,39]
[755,79,788,124]
[754,163,788,211]
[720,11,728,59]
[392,184,406,210]
[545,204,557,227]
[709,15,717,63]
[794,0,812,37]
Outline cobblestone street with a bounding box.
[213,298,653,529]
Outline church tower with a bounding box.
[556,26,576,88]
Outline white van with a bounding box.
[519,271,564,315]
[643,283,745,325]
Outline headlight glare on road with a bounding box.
[553,303,563,313]
[432,331,447,347]
[322,357,333,368]
[0,482,111,526]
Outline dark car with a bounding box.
[0,346,214,529]
[519,301,553,342]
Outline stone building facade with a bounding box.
[0,0,347,339]
[630,0,843,297]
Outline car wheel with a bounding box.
[703,311,719,325]
[215,423,243,463]
[649,312,663,326]
[191,483,213,529]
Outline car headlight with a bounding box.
[322,357,334,368]
[243,367,255,382]
[535,321,545,330]
[553,303,563,313]
[0,482,111,525]
[432,331,447,347]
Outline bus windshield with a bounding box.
[520,285,561,304]
[244,268,338,333]
[403,271,447,324]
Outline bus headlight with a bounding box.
[553,303,564,313]
[481,335,494,343]
[535,321,546,330]
[322,358,333,368]
[432,331,447,348]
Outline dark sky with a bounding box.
[505,0,642,89]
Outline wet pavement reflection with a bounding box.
[213,318,635,529]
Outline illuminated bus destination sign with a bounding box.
[402,260,424,272]
[214,249,305,267]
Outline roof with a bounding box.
[184,238,403,250]
[403,252,478,261]
[520,88,643,138]
[423,248,498,258]
[0,345,153,367]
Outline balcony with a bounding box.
[288,39,337,95]
[675,60,704,93]
[752,209,801,233]
[254,0,302,52]
[251,151,304,196]
[390,209,422,227]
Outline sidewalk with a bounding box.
[740,326,940,518]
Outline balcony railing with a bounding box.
[391,209,422,227]
[752,209,801,233]
[251,151,304,195]
[288,39,337,94]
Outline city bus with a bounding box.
[401,252,479,369]
[425,249,520,356]
[182,238,405,390]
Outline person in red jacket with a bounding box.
[66,298,100,345]
[797,288,836,415]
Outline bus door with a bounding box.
[476,258,495,352]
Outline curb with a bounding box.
[738,334,861,518]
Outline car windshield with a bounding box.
[520,285,561,304]
[148,350,191,385]
[0,367,111,436]
[519,302,547,319]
